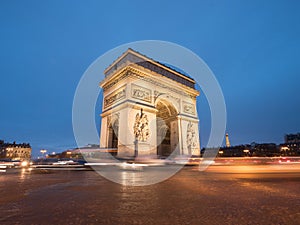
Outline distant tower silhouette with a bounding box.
[225,133,231,147]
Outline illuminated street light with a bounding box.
[66,151,72,158]
[21,161,28,167]
[40,149,47,158]
[243,149,250,157]
[280,146,290,156]
[218,150,224,157]
[281,146,289,151]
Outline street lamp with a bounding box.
[218,150,224,157]
[281,146,289,156]
[243,149,250,157]
[40,149,47,158]
[66,151,72,158]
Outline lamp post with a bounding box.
[218,150,224,157]
[243,149,250,157]
[40,149,47,158]
[134,136,138,158]
[281,146,289,156]
[66,151,72,158]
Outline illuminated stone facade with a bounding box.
[0,140,31,160]
[99,49,200,157]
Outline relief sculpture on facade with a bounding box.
[183,102,195,115]
[186,121,196,154]
[133,108,150,142]
[104,86,126,108]
[131,84,151,103]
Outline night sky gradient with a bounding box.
[1,1,300,156]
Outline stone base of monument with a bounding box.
[136,143,157,156]
[117,143,157,158]
[116,144,132,158]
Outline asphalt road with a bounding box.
[0,164,299,225]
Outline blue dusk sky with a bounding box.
[1,1,300,156]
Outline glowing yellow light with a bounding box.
[40,149,47,154]
[21,161,28,167]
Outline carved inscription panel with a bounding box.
[104,86,126,108]
[131,84,151,103]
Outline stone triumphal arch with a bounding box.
[99,48,200,158]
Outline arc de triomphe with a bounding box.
[99,48,200,158]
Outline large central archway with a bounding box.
[156,100,179,157]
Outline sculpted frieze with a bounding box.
[131,84,151,103]
[104,86,126,108]
[183,102,195,115]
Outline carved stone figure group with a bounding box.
[186,121,196,154]
[133,109,150,142]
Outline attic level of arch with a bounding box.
[100,65,199,101]
[103,49,196,89]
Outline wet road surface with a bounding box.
[0,165,300,225]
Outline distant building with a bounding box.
[46,144,100,160]
[283,142,300,156]
[251,143,279,157]
[202,133,300,157]
[218,144,252,157]
[216,142,280,157]
[279,143,293,156]
[285,133,300,143]
[279,133,300,156]
[0,140,31,160]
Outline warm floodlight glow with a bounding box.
[21,161,28,167]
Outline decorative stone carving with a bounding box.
[103,67,195,99]
[183,102,195,115]
[154,90,160,102]
[103,70,132,91]
[107,113,120,127]
[133,108,150,142]
[154,92,180,109]
[131,84,151,103]
[186,121,196,154]
[133,70,192,98]
[104,86,126,108]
